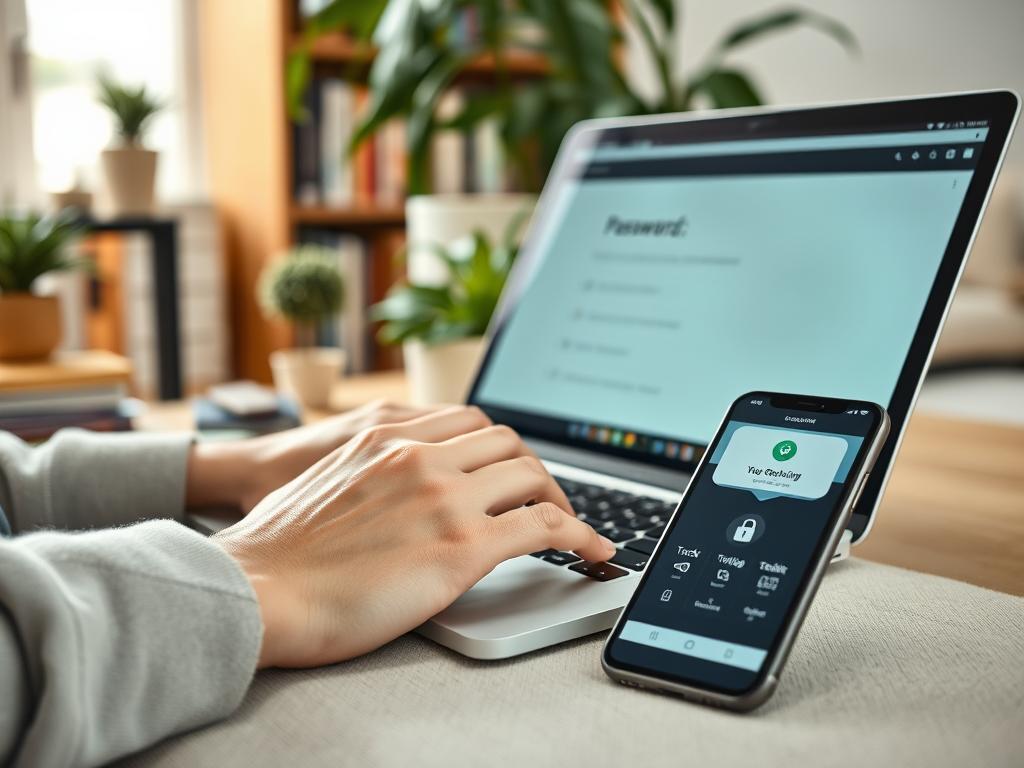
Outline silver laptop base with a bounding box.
[417,463,854,661]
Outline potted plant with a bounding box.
[97,74,165,217]
[370,225,518,404]
[259,246,346,409]
[0,211,87,360]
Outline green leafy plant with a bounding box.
[370,224,519,345]
[259,246,346,347]
[96,73,165,146]
[622,4,858,113]
[287,1,857,193]
[0,211,88,293]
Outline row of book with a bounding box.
[293,80,517,208]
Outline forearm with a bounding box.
[0,520,261,768]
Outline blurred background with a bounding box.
[0,0,1021,436]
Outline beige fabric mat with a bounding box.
[120,558,1024,768]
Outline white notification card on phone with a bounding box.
[712,426,849,501]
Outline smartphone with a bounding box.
[602,392,889,711]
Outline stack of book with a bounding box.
[0,351,135,442]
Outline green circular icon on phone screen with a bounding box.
[773,440,797,462]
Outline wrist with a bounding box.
[215,539,306,669]
[186,441,255,510]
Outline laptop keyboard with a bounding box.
[529,476,678,582]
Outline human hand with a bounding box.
[186,399,443,513]
[211,406,616,669]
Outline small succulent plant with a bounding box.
[259,245,345,346]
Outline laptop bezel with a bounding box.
[466,90,1020,544]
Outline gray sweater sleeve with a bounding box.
[0,429,195,533]
[0,431,263,767]
[0,521,262,768]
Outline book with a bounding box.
[0,383,127,416]
[353,87,376,206]
[0,350,132,393]
[432,90,466,195]
[375,118,407,207]
[294,76,323,206]
[321,78,355,208]
[193,396,301,434]
[0,410,132,442]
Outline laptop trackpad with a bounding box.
[415,556,640,660]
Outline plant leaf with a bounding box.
[717,7,859,57]
[687,68,763,109]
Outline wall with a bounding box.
[0,0,39,207]
[626,0,1024,168]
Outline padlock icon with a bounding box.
[733,518,757,543]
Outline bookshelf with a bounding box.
[198,0,547,383]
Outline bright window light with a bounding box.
[26,0,187,199]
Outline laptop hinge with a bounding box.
[524,437,692,493]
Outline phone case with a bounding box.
[601,400,890,712]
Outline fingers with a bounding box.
[355,399,445,424]
[440,424,532,473]
[377,405,493,445]
[466,454,574,516]
[487,502,616,563]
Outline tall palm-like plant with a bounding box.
[287,1,857,194]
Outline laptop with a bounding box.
[414,91,1020,659]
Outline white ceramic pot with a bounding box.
[101,146,158,216]
[403,337,485,406]
[405,194,536,285]
[269,347,346,410]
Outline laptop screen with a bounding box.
[467,93,1018,538]
[475,125,985,447]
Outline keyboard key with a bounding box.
[625,537,659,555]
[640,499,676,516]
[583,518,610,530]
[568,495,593,511]
[555,478,581,495]
[610,549,649,571]
[607,491,640,506]
[531,549,558,558]
[543,551,582,566]
[609,514,655,532]
[569,561,629,581]
[581,506,621,522]
[602,526,638,543]
[645,524,667,540]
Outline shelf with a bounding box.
[295,33,548,78]
[290,205,406,227]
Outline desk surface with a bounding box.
[117,558,1024,768]
[140,371,1024,597]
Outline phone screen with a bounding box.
[604,395,882,695]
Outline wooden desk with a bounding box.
[855,414,1024,597]
[138,373,1024,598]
